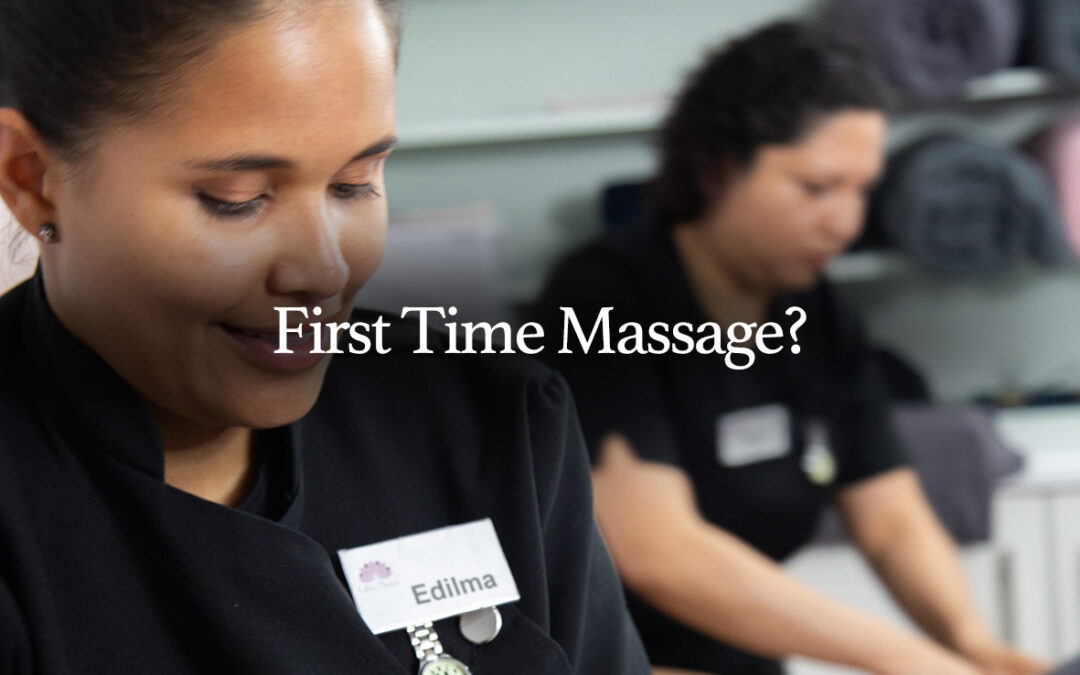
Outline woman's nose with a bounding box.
[267,202,349,301]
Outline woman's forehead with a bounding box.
[757,111,886,172]
[120,2,397,164]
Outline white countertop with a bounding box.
[995,404,1080,494]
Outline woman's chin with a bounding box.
[206,371,329,430]
[776,261,826,291]
[243,401,319,430]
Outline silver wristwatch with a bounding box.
[406,622,472,675]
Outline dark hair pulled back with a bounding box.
[0,0,404,160]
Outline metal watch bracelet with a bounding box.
[407,622,446,663]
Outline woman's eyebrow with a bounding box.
[186,155,295,172]
[349,135,398,162]
[184,136,398,172]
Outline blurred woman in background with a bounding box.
[532,22,1046,675]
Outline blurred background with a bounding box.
[5,0,1080,671]
[379,1,1080,671]
[380,0,1080,404]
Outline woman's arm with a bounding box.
[837,468,1049,675]
[592,436,980,675]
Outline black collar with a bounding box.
[23,270,164,477]
[20,270,305,526]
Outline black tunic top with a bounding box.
[530,229,907,674]
[0,273,649,674]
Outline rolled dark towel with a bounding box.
[1020,0,1080,84]
[891,404,1023,545]
[1025,114,1080,260]
[869,135,1070,275]
[813,404,1024,546]
[822,0,1022,100]
[1050,655,1080,675]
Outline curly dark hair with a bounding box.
[650,21,891,229]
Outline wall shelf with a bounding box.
[824,251,1080,284]
[962,68,1064,102]
[397,69,1080,151]
[825,251,913,283]
[397,103,666,150]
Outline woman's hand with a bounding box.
[837,471,1046,675]
[875,638,982,675]
[957,637,1050,675]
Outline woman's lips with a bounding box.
[218,322,332,375]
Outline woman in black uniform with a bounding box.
[0,1,648,673]
[532,22,1045,675]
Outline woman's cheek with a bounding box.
[342,210,389,288]
[124,218,270,314]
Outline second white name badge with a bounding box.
[338,519,520,635]
[717,403,792,467]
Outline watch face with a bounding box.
[419,656,471,675]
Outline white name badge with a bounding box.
[717,404,791,467]
[338,519,520,635]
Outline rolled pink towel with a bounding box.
[1028,114,1080,259]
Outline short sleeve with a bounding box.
[815,285,909,487]
[526,373,651,674]
[528,255,682,467]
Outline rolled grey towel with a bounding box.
[1022,0,1080,84]
[822,0,1022,100]
[890,404,1023,545]
[1050,655,1080,675]
[813,404,1024,546]
[871,135,1069,275]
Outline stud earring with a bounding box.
[38,222,57,244]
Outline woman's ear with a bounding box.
[0,108,57,239]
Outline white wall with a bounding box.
[843,267,1080,402]
[394,0,820,126]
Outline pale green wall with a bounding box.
[388,1,821,300]
[394,0,820,125]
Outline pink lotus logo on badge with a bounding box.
[359,561,393,583]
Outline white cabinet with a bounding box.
[1052,493,1080,654]
[993,492,1054,656]
[784,406,1080,674]
[998,405,1080,658]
